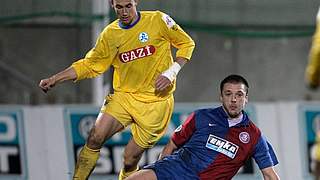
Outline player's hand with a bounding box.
[155,75,171,91]
[39,76,56,93]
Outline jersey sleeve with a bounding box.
[252,135,279,169]
[71,29,115,81]
[305,7,320,87]
[157,11,195,61]
[171,112,196,147]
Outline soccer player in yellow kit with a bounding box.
[305,7,320,180]
[38,0,195,179]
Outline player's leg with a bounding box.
[118,139,145,180]
[315,161,320,180]
[125,169,157,180]
[73,93,133,180]
[73,112,124,180]
[118,95,174,180]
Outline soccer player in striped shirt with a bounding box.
[127,74,279,180]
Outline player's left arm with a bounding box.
[155,12,195,91]
[158,12,195,60]
[261,167,280,180]
[252,135,279,178]
[155,57,187,91]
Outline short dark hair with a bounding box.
[110,0,137,5]
[220,74,249,94]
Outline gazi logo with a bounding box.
[206,134,239,159]
[119,45,155,63]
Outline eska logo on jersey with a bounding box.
[119,45,155,63]
[206,134,239,159]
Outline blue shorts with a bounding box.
[143,151,199,180]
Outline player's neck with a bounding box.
[228,114,243,127]
[119,12,140,28]
[228,113,243,121]
[222,106,243,120]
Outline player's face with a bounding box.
[220,82,248,118]
[112,0,138,26]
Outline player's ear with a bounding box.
[134,0,139,5]
[244,94,249,104]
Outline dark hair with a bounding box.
[110,0,137,5]
[220,74,249,94]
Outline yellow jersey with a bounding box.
[72,11,195,102]
[306,7,320,87]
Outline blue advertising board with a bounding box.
[299,104,320,179]
[0,108,27,179]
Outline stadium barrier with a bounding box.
[0,102,318,180]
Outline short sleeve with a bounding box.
[252,136,279,169]
[172,112,196,147]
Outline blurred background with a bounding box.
[1,0,319,104]
[0,0,320,180]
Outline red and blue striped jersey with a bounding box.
[170,106,278,179]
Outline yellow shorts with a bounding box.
[100,92,174,149]
[315,144,320,161]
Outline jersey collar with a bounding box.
[218,106,250,127]
[118,11,141,29]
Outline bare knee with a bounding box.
[86,126,105,149]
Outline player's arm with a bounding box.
[39,30,114,93]
[155,57,187,91]
[158,112,196,159]
[305,8,320,89]
[71,31,114,81]
[158,12,195,61]
[155,12,195,91]
[253,135,280,179]
[39,66,77,93]
[261,167,280,180]
[158,139,178,160]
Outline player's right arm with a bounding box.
[158,112,197,159]
[158,139,178,160]
[39,66,77,93]
[39,28,115,93]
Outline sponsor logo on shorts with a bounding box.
[119,45,155,63]
[206,134,239,159]
[239,132,250,144]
